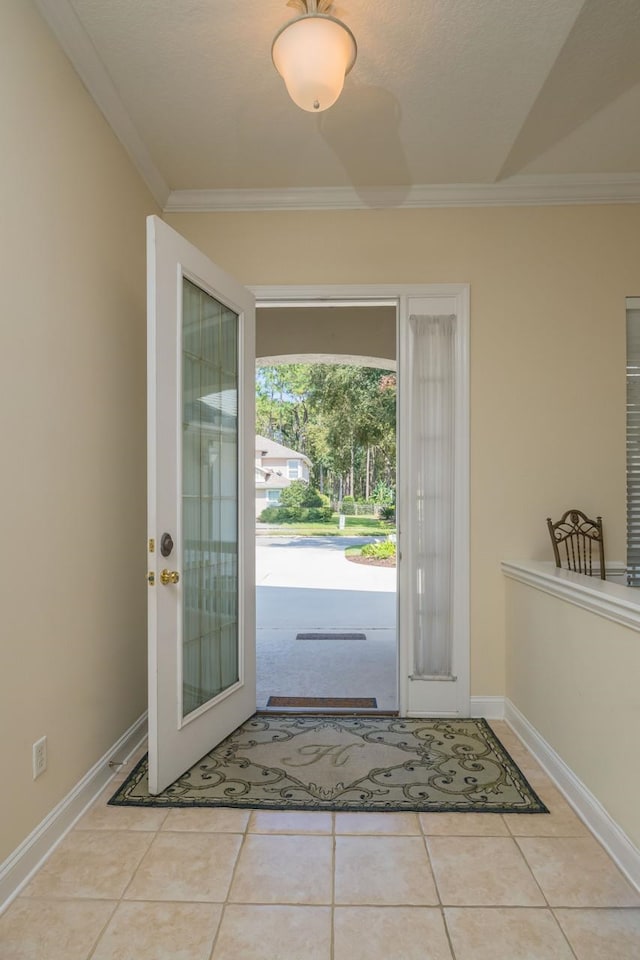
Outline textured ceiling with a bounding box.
[50,0,640,200]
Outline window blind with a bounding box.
[626,307,640,585]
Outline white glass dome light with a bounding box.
[272,4,357,113]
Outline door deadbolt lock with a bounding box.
[160,532,174,557]
[160,569,180,586]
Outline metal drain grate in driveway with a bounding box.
[295,632,366,641]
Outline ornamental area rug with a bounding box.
[109,716,548,814]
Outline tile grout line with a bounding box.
[440,905,458,960]
[440,906,584,960]
[83,899,118,960]
[418,812,460,959]
[420,809,444,911]
[549,906,582,960]
[331,812,336,960]
[83,793,166,960]
[18,894,632,910]
[20,891,640,910]
[511,834,553,911]
[422,835,444,908]
[206,815,251,959]
[114,827,164,903]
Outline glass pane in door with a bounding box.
[182,278,239,717]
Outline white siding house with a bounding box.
[255,434,312,518]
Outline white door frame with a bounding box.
[251,284,470,717]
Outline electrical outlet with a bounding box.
[33,736,47,779]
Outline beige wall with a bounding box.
[167,205,640,697]
[3,0,639,869]
[506,578,640,849]
[0,0,158,862]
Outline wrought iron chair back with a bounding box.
[546,509,605,579]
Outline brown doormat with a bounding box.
[267,696,378,708]
[296,632,366,641]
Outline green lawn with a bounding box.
[257,514,395,537]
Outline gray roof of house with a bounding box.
[255,434,312,466]
[256,466,292,490]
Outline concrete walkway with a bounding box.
[256,537,398,710]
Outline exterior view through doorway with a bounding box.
[253,346,399,712]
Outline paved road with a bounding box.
[256,537,398,709]
[257,535,396,590]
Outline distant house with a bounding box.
[255,434,312,518]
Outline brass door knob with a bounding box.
[160,569,180,585]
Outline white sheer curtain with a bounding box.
[408,314,456,677]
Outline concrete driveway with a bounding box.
[256,536,398,710]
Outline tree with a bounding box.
[256,363,396,503]
[279,480,324,509]
[256,365,314,453]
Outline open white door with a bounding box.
[147,215,256,794]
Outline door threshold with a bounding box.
[256,706,399,717]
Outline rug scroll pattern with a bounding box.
[109,716,547,814]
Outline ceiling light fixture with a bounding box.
[272,0,357,113]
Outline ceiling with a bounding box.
[36,0,640,210]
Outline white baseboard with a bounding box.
[407,711,461,719]
[0,712,148,914]
[505,699,640,892]
[408,697,506,719]
[470,696,505,719]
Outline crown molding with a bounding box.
[34,0,170,208]
[32,0,640,215]
[164,175,640,213]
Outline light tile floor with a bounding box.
[1,721,639,959]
